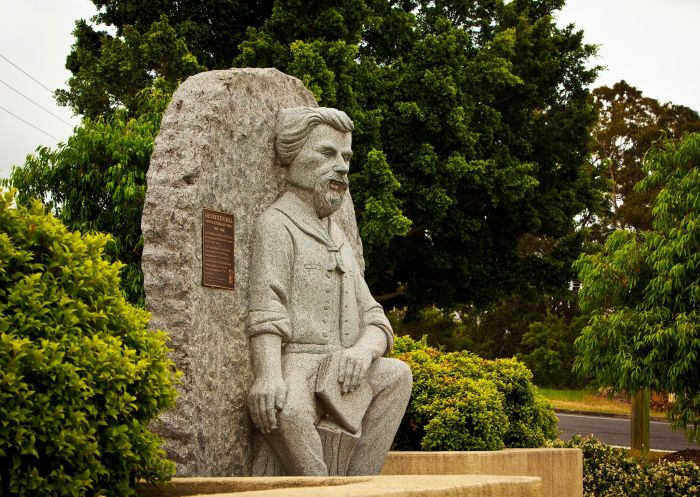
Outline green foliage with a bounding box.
[586,81,700,237]
[29,0,601,312]
[0,190,177,496]
[391,289,590,389]
[517,311,588,388]
[8,87,170,305]
[391,335,557,451]
[58,15,205,118]
[550,436,700,497]
[574,132,700,442]
[90,0,274,69]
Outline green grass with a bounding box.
[538,388,588,402]
[538,388,667,418]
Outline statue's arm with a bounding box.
[356,269,394,354]
[246,213,293,433]
[338,268,394,393]
[248,334,286,433]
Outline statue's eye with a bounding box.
[322,149,335,158]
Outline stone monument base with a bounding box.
[138,474,541,497]
[382,448,582,497]
[137,448,581,497]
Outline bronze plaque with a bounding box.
[202,208,235,290]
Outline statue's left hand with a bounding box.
[337,346,373,393]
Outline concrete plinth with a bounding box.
[138,475,542,497]
[381,449,582,497]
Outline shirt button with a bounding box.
[324,305,329,310]
[325,287,331,293]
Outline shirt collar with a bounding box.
[273,191,346,253]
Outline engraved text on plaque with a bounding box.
[202,208,235,289]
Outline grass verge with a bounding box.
[538,388,666,419]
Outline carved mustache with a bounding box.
[321,173,348,192]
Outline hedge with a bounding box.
[0,191,177,496]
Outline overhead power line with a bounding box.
[0,104,59,141]
[0,52,55,95]
[0,78,73,128]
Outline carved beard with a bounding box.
[313,172,347,218]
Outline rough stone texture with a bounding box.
[137,475,543,497]
[142,68,363,476]
[245,108,412,476]
[381,448,583,497]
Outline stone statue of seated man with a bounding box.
[246,107,412,476]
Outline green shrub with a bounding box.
[0,191,178,496]
[549,436,700,497]
[391,335,557,450]
[516,312,590,389]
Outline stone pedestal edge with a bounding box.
[138,474,542,497]
[381,448,583,497]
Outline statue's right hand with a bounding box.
[247,377,287,434]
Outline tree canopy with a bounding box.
[574,132,700,442]
[12,0,601,311]
[10,88,170,305]
[585,81,700,238]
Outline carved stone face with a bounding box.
[286,124,353,218]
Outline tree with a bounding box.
[88,0,274,69]
[58,15,205,118]
[237,0,601,310]
[12,0,600,312]
[585,81,700,236]
[9,87,170,305]
[574,132,700,443]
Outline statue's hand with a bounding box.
[337,346,373,393]
[247,376,287,434]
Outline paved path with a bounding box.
[556,412,699,451]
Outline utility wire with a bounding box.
[0,78,73,128]
[0,104,60,141]
[0,53,55,95]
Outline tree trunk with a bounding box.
[631,389,650,456]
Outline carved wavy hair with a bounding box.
[275,107,354,167]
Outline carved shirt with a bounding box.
[246,191,393,352]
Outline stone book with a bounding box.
[315,352,373,434]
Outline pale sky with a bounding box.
[1,0,699,180]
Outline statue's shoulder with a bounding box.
[253,195,299,247]
[256,193,292,223]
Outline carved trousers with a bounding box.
[262,352,412,476]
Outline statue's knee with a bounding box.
[276,407,313,431]
[382,358,413,391]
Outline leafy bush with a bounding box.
[550,436,700,497]
[391,335,557,450]
[390,302,591,390]
[0,191,178,496]
[517,312,590,389]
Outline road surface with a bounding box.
[556,412,699,451]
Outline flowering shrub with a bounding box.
[392,335,557,450]
[549,436,700,497]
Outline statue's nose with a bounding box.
[333,161,349,174]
